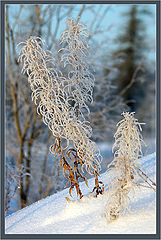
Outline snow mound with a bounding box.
[5,153,156,234]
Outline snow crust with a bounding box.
[5,153,156,234]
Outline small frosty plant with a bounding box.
[105,112,146,220]
[18,18,103,199]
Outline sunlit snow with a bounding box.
[5,153,156,234]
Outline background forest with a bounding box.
[5,4,156,215]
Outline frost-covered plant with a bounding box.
[58,18,102,174]
[105,112,146,220]
[59,18,94,116]
[5,162,29,215]
[18,18,103,198]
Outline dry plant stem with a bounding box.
[92,170,104,196]
[60,18,104,195]
[52,136,104,198]
[136,167,156,191]
[52,136,88,198]
[68,20,104,197]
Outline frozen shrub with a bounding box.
[5,162,29,215]
[18,18,103,199]
[105,112,145,220]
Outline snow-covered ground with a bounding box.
[5,153,156,234]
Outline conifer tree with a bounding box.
[112,6,148,111]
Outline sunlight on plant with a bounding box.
[105,112,146,220]
[18,18,103,199]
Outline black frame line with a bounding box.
[1,0,160,239]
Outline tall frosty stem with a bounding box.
[18,18,103,199]
[59,18,103,195]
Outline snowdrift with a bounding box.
[5,153,156,234]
